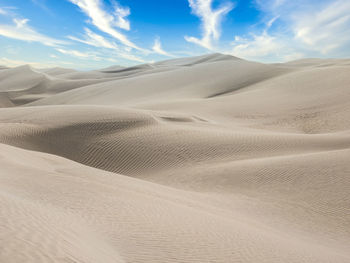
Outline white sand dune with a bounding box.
[0,53,349,262]
[28,54,291,106]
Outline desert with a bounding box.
[0,53,350,262]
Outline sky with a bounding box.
[0,0,349,69]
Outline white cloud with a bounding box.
[5,45,21,55]
[0,57,56,68]
[0,18,66,46]
[152,37,174,57]
[0,8,7,15]
[229,0,350,62]
[56,46,146,63]
[282,52,304,62]
[56,48,92,58]
[228,15,291,62]
[292,0,350,54]
[13,18,29,28]
[0,57,105,70]
[231,32,284,61]
[68,0,140,50]
[255,0,288,13]
[230,32,302,62]
[68,28,118,49]
[119,53,145,63]
[106,57,118,63]
[68,28,146,63]
[112,2,130,30]
[266,16,279,29]
[185,0,234,49]
[254,0,350,56]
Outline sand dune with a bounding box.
[28,54,291,106]
[0,53,349,262]
[0,65,139,107]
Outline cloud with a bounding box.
[0,57,57,68]
[5,45,21,55]
[152,37,174,57]
[112,2,130,30]
[254,0,350,56]
[0,18,67,46]
[13,18,29,28]
[68,0,140,50]
[31,0,54,16]
[118,53,145,63]
[231,32,284,60]
[185,0,234,49]
[55,48,94,59]
[282,52,304,62]
[68,28,146,63]
[0,56,101,69]
[230,32,304,62]
[292,0,350,54]
[229,0,350,62]
[255,0,288,13]
[68,28,118,49]
[228,16,295,62]
[0,8,7,15]
[56,45,146,63]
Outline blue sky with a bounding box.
[0,0,349,69]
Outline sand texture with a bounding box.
[0,53,349,262]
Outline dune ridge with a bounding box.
[0,53,349,262]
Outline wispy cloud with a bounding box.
[0,18,67,46]
[55,48,98,59]
[31,0,54,16]
[229,16,291,61]
[112,1,130,30]
[118,53,145,63]
[68,28,146,63]
[0,7,7,15]
[231,32,283,60]
[292,0,350,54]
[0,56,101,69]
[0,57,58,68]
[230,31,304,62]
[254,0,350,56]
[152,37,174,57]
[68,0,140,50]
[68,28,118,49]
[229,0,350,61]
[185,0,234,49]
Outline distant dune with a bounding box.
[0,53,349,262]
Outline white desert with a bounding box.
[0,53,350,262]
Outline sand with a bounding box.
[0,53,349,262]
